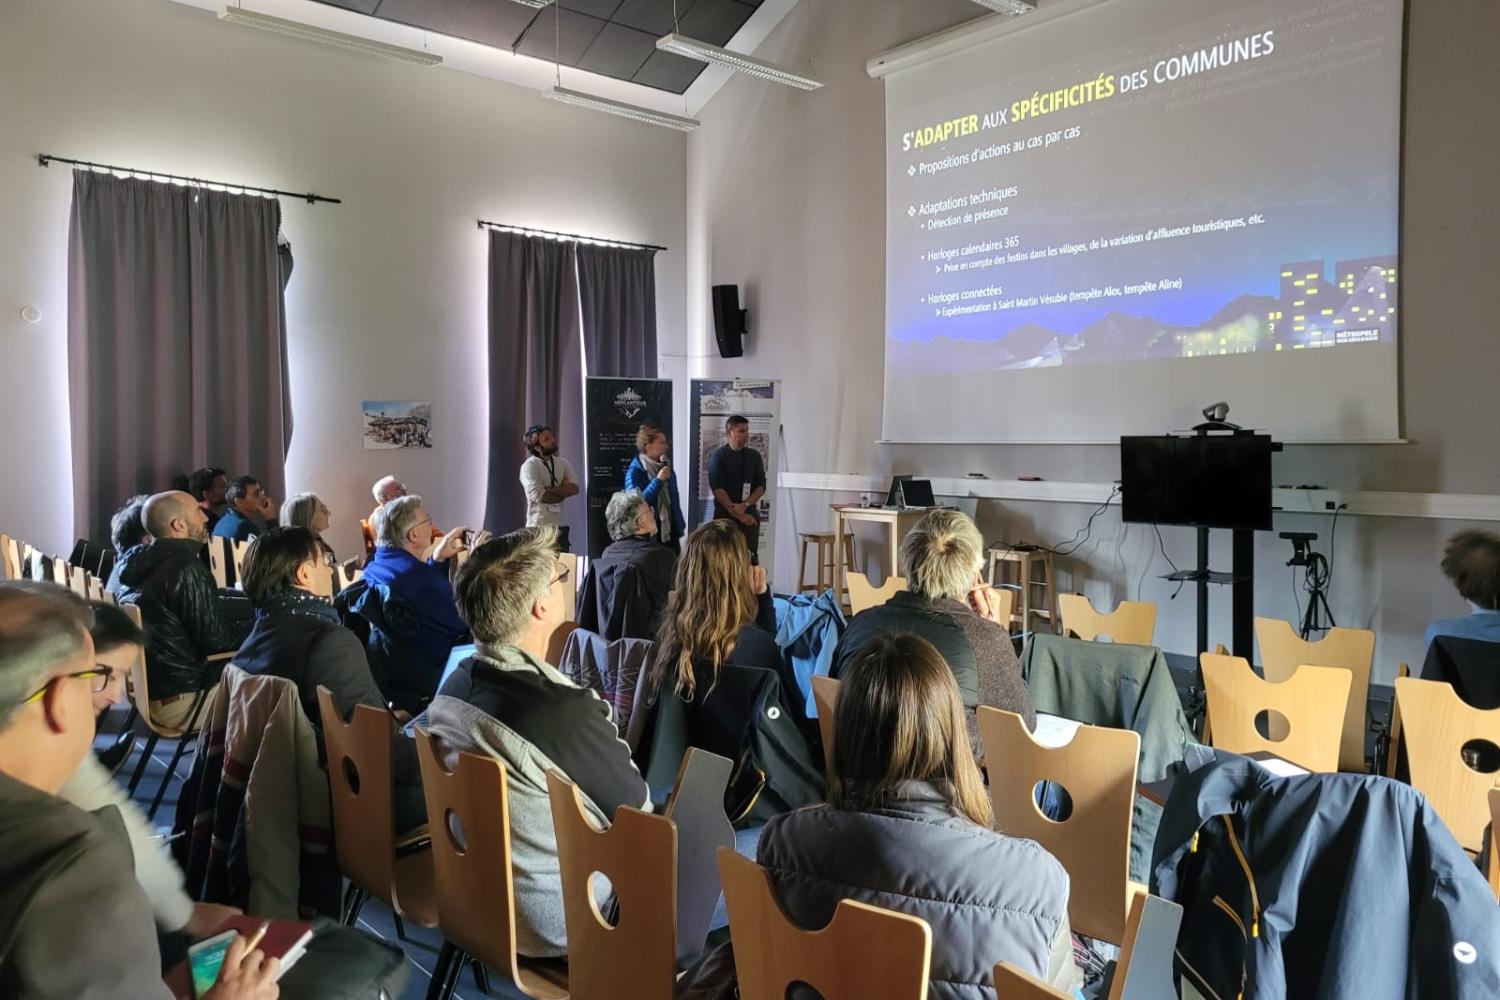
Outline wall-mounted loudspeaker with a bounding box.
[712,284,749,358]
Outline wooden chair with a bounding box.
[995,892,1182,1000]
[413,728,569,1000]
[811,675,840,776]
[1199,653,1350,773]
[797,531,855,597]
[229,539,251,585]
[547,770,676,999]
[0,532,22,580]
[993,962,1071,999]
[1388,677,1500,852]
[1058,594,1157,646]
[1254,617,1375,772]
[316,688,436,934]
[119,603,234,818]
[978,707,1144,945]
[1488,788,1500,902]
[846,572,906,615]
[559,552,579,623]
[986,546,1057,636]
[717,848,932,1000]
[360,518,378,557]
[207,536,231,589]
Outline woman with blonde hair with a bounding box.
[623,423,684,551]
[748,633,1081,999]
[646,520,819,824]
[281,491,337,567]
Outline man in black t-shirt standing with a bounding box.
[706,414,767,562]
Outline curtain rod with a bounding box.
[477,219,665,253]
[37,154,342,205]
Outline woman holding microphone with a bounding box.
[624,423,684,552]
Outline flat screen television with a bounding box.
[1120,433,1274,532]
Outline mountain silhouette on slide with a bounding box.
[1202,294,1277,328]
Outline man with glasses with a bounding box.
[426,527,648,958]
[361,495,478,711]
[519,424,579,553]
[0,581,278,999]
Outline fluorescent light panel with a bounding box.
[967,0,1038,15]
[217,7,444,66]
[542,87,700,131]
[505,0,555,7]
[656,33,823,90]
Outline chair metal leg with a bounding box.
[392,913,407,942]
[472,958,491,995]
[425,942,458,1000]
[126,732,160,795]
[342,885,369,926]
[146,687,212,820]
[440,948,467,1000]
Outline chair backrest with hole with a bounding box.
[1392,677,1500,852]
[547,770,677,999]
[413,727,530,983]
[1254,617,1375,771]
[717,848,932,1000]
[978,707,1141,944]
[230,539,251,584]
[120,602,151,713]
[811,675,839,775]
[207,536,230,589]
[1200,654,1350,773]
[847,572,907,615]
[0,533,21,580]
[1058,594,1157,645]
[1488,788,1500,902]
[317,687,397,905]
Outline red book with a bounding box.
[163,915,315,999]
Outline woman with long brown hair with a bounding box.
[755,633,1082,999]
[646,520,820,825]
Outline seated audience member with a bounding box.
[281,492,338,567]
[359,495,471,710]
[115,492,253,729]
[690,633,1082,999]
[368,476,439,556]
[832,507,1033,755]
[578,490,677,641]
[59,602,243,938]
[648,520,819,822]
[236,527,426,833]
[623,423,684,551]
[212,475,278,542]
[0,581,279,1000]
[188,466,229,534]
[425,527,649,958]
[1425,530,1500,652]
[105,494,152,593]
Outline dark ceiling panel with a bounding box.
[611,0,697,37]
[675,0,754,45]
[559,0,626,18]
[372,0,468,34]
[514,7,609,65]
[447,1,540,49]
[631,48,705,94]
[575,21,658,81]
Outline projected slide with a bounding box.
[882,0,1403,443]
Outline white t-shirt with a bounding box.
[519,454,577,527]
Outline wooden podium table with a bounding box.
[830,505,951,607]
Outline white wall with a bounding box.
[685,0,1500,678]
[0,0,686,559]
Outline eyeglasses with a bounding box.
[21,667,114,705]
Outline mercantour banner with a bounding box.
[583,377,673,559]
[688,379,781,575]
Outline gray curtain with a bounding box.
[67,172,291,541]
[483,231,585,541]
[576,243,658,378]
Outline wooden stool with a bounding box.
[986,546,1058,636]
[797,531,855,596]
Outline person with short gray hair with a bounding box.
[281,491,336,565]
[579,490,677,641]
[426,528,649,957]
[360,494,475,712]
[0,581,280,1000]
[832,508,1033,755]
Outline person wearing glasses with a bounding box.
[425,527,649,958]
[360,495,476,712]
[0,582,279,1000]
[519,424,580,553]
[58,602,244,947]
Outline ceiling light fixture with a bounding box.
[217,7,444,66]
[656,33,823,90]
[504,0,555,8]
[966,0,1038,15]
[542,86,700,131]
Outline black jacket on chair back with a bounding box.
[577,536,676,642]
[115,538,251,700]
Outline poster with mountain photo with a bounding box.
[362,401,433,449]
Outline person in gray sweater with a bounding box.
[685,632,1082,1000]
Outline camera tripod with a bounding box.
[1282,531,1335,638]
